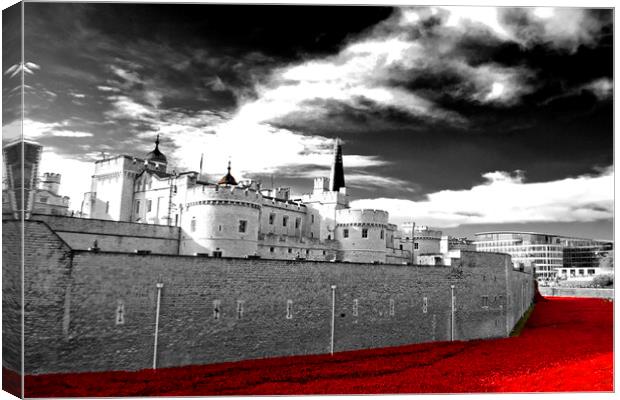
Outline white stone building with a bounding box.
[82,136,412,263]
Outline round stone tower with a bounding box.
[335,208,389,263]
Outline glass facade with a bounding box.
[474,232,612,281]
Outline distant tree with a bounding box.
[599,251,614,271]
[592,274,613,288]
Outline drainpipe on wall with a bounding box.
[330,285,336,355]
[152,281,164,369]
[450,285,455,341]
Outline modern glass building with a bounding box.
[474,231,612,280]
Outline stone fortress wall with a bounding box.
[3,218,535,375]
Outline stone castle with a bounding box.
[2,137,535,377]
[80,136,415,264]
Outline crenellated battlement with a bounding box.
[336,208,389,225]
[41,172,61,182]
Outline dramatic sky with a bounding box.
[2,3,614,239]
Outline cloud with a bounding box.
[96,85,121,92]
[110,65,143,86]
[49,130,93,138]
[5,118,94,140]
[2,120,22,142]
[350,167,613,227]
[582,78,612,100]
[223,6,604,132]
[500,8,609,53]
[105,95,156,119]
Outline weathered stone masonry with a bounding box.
[3,219,535,374]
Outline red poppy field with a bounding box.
[6,296,614,397]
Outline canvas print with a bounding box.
[1,2,614,397]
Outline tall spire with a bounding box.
[329,138,345,192]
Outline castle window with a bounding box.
[238,220,247,233]
[352,299,359,317]
[327,234,331,240]
[116,300,125,325]
[190,217,196,232]
[322,250,326,255]
[283,216,288,227]
[343,229,349,238]
[288,248,292,253]
[147,200,152,212]
[218,225,222,231]
[481,296,489,308]
[389,299,395,316]
[236,300,244,319]
[269,213,275,224]
[295,218,301,229]
[362,228,368,238]
[306,249,310,255]
[286,300,293,319]
[380,230,384,239]
[414,243,419,250]
[311,232,314,238]
[422,297,428,314]
[39,196,48,203]
[311,215,315,224]
[270,247,275,253]
[213,300,221,320]
[399,245,403,250]
[105,201,110,213]
[135,200,141,214]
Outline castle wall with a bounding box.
[256,235,337,261]
[14,219,534,375]
[2,220,23,373]
[3,220,75,375]
[30,214,180,254]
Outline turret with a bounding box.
[40,172,61,195]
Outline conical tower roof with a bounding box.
[329,138,345,191]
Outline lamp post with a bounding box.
[330,285,336,355]
[411,221,416,265]
[450,285,455,341]
[152,281,164,369]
